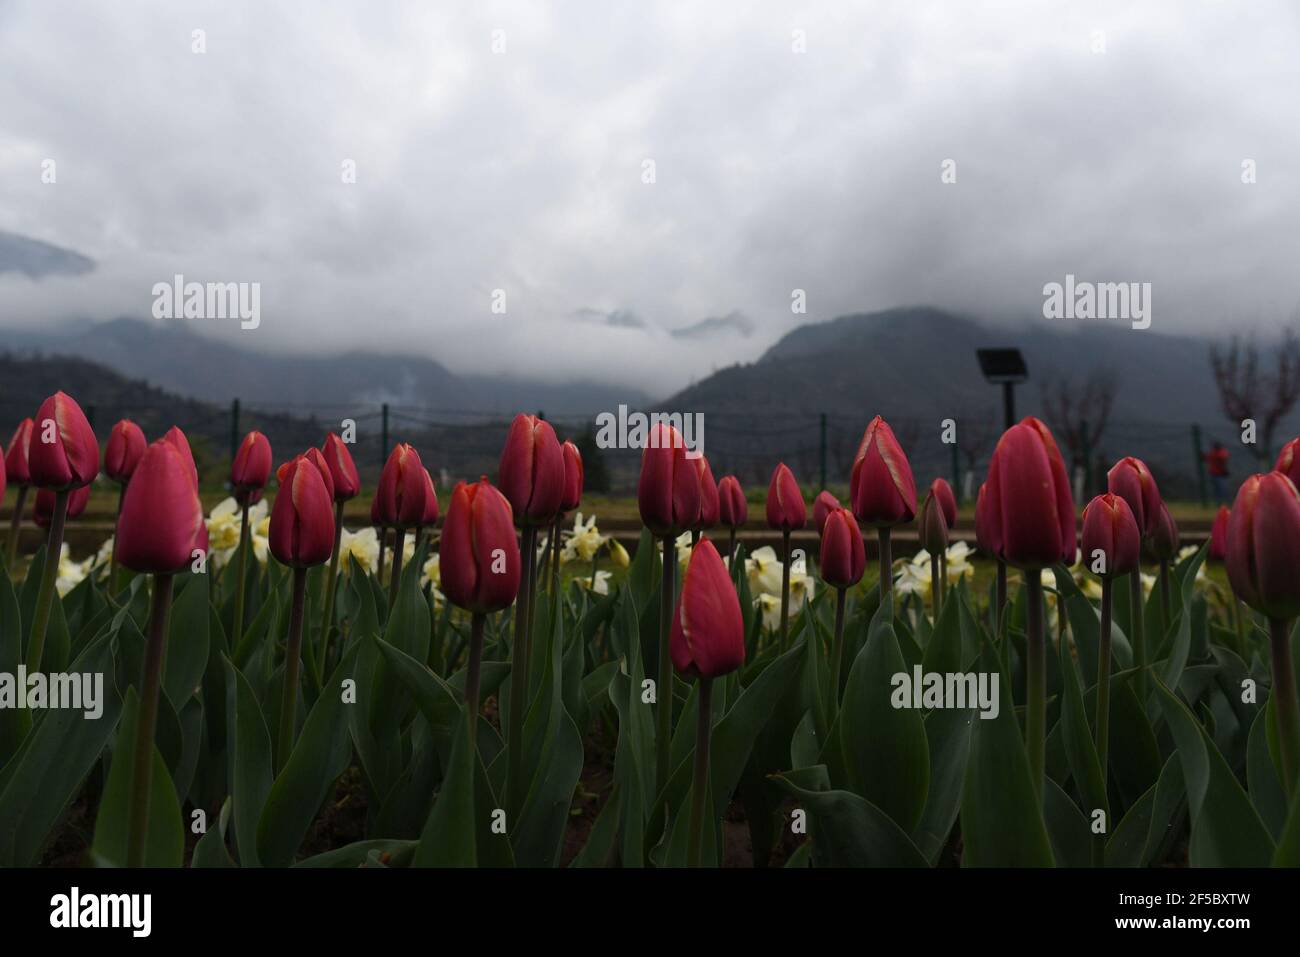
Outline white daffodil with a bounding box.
[339,527,379,574]
[757,593,782,632]
[745,546,784,598]
[1141,572,1157,597]
[576,570,613,595]
[421,552,441,590]
[895,560,931,597]
[674,531,694,570]
[207,497,269,568]
[563,512,608,563]
[55,543,90,597]
[608,539,630,568]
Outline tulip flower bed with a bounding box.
[2,393,1300,869]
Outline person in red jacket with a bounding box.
[1204,441,1230,505]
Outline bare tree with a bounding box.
[1039,371,1119,471]
[956,410,996,501]
[1210,331,1300,463]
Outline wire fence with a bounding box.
[0,392,1265,506]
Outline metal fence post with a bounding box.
[1191,424,1207,507]
[381,403,390,464]
[819,413,828,491]
[230,398,240,460]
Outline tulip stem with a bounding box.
[1096,578,1113,794]
[550,517,561,590]
[877,527,892,603]
[930,551,942,621]
[388,528,406,609]
[656,535,675,797]
[466,612,485,755]
[1268,617,1300,795]
[830,587,847,715]
[507,525,538,819]
[940,554,949,603]
[126,573,173,867]
[687,677,713,868]
[1025,574,1046,803]
[1130,571,1147,703]
[318,501,345,681]
[780,529,792,652]
[25,489,68,673]
[377,526,387,584]
[232,499,250,650]
[107,484,125,595]
[4,485,26,570]
[995,560,1007,636]
[276,567,308,774]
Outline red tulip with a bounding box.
[376,443,429,529]
[5,418,34,486]
[1209,505,1230,561]
[420,468,440,526]
[1276,437,1300,487]
[670,538,745,679]
[370,491,382,527]
[1107,456,1162,538]
[930,478,957,529]
[116,440,208,573]
[820,507,866,588]
[766,463,806,531]
[813,490,841,536]
[164,426,198,488]
[440,478,521,613]
[27,392,99,490]
[1226,472,1300,620]
[1081,493,1141,579]
[322,433,361,502]
[305,447,336,502]
[269,454,336,567]
[231,431,272,499]
[850,415,916,527]
[498,414,565,527]
[693,456,720,530]
[717,475,747,529]
[981,417,1076,569]
[1149,503,1180,561]
[637,423,701,537]
[104,419,146,483]
[34,485,90,528]
[918,487,950,555]
[560,440,584,512]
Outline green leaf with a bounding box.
[1248,703,1289,840]
[294,839,418,868]
[959,644,1054,867]
[771,765,928,867]
[0,556,26,765]
[1156,545,1206,693]
[92,687,185,867]
[255,643,359,867]
[164,574,210,706]
[223,656,273,867]
[414,713,477,866]
[1043,775,1092,867]
[835,597,929,831]
[1106,780,1157,867]
[192,797,237,867]
[912,705,975,864]
[1057,626,1108,823]
[0,630,121,866]
[1154,679,1274,866]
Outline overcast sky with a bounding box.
[2,0,1298,395]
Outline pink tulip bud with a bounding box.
[560,440,584,512]
[693,456,720,531]
[27,392,99,490]
[1080,493,1141,579]
[717,475,747,530]
[34,485,90,528]
[104,419,147,484]
[420,468,440,526]
[766,462,807,531]
[376,443,429,529]
[637,423,701,537]
[1276,437,1300,488]
[116,440,207,574]
[269,454,336,567]
[164,426,199,489]
[1209,505,1230,561]
[981,417,1076,569]
[670,538,745,679]
[5,418,34,487]
[918,487,950,555]
[322,433,361,502]
[850,416,917,527]
[820,507,866,588]
[231,431,273,499]
[1149,503,1180,562]
[498,414,565,527]
[1107,456,1162,538]
[1226,472,1300,620]
[813,490,841,536]
[440,478,521,614]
